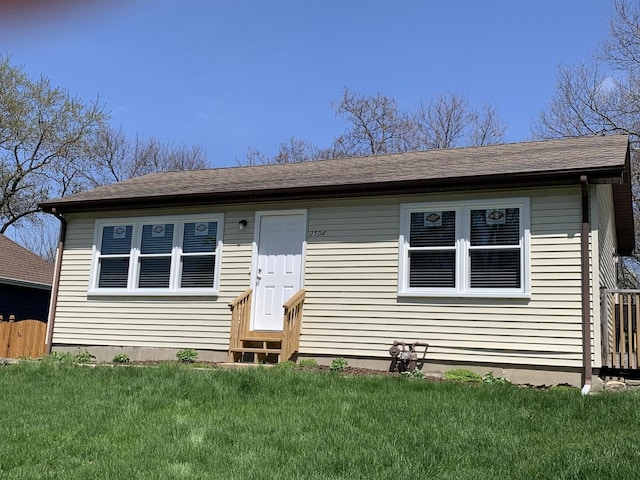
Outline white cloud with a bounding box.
[598,76,616,93]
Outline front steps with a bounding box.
[228,336,283,364]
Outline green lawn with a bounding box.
[1,361,639,479]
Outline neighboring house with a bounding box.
[40,135,634,388]
[0,235,54,322]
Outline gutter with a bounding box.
[580,175,592,395]
[45,207,67,354]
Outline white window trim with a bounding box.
[89,213,224,296]
[398,198,531,298]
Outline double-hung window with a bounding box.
[399,198,530,297]
[91,214,224,295]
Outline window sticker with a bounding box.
[151,224,166,237]
[113,226,127,239]
[423,211,442,227]
[485,209,506,226]
[194,222,209,236]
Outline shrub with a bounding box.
[176,348,198,363]
[330,357,348,372]
[112,353,130,364]
[443,368,483,383]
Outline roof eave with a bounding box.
[39,165,626,214]
[613,145,635,256]
[0,276,52,290]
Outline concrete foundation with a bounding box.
[52,345,228,364]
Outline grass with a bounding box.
[1,362,639,479]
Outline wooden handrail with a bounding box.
[601,289,640,369]
[283,288,306,310]
[229,289,252,309]
[281,289,305,361]
[228,289,252,361]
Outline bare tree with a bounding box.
[82,128,207,188]
[239,137,322,166]
[272,137,321,164]
[0,55,107,234]
[534,1,640,141]
[331,89,419,156]
[0,55,209,256]
[239,147,271,167]
[241,89,506,165]
[533,0,640,285]
[531,63,635,139]
[416,93,473,149]
[469,103,508,146]
[601,0,640,73]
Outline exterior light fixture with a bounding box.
[238,219,248,230]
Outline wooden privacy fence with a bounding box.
[601,289,640,369]
[0,315,47,359]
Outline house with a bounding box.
[0,234,54,322]
[40,135,634,389]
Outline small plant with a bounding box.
[42,351,76,364]
[401,368,425,380]
[176,348,198,363]
[482,371,510,385]
[330,357,348,372]
[298,358,318,368]
[112,353,130,364]
[74,350,92,363]
[42,350,93,364]
[443,368,483,383]
[275,360,297,370]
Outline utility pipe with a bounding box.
[580,175,592,395]
[45,207,67,354]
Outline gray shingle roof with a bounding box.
[38,135,634,254]
[0,235,54,288]
[41,135,631,211]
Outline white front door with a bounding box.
[252,212,306,331]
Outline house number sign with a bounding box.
[308,230,326,238]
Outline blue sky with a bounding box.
[1,1,614,168]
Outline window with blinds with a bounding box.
[469,208,521,289]
[408,210,456,288]
[138,223,174,288]
[97,225,133,288]
[399,199,529,297]
[180,222,217,288]
[91,215,223,295]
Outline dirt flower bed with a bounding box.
[122,360,445,382]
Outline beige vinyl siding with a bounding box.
[597,184,617,291]
[301,187,585,368]
[595,184,618,368]
[53,187,589,369]
[53,206,254,350]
